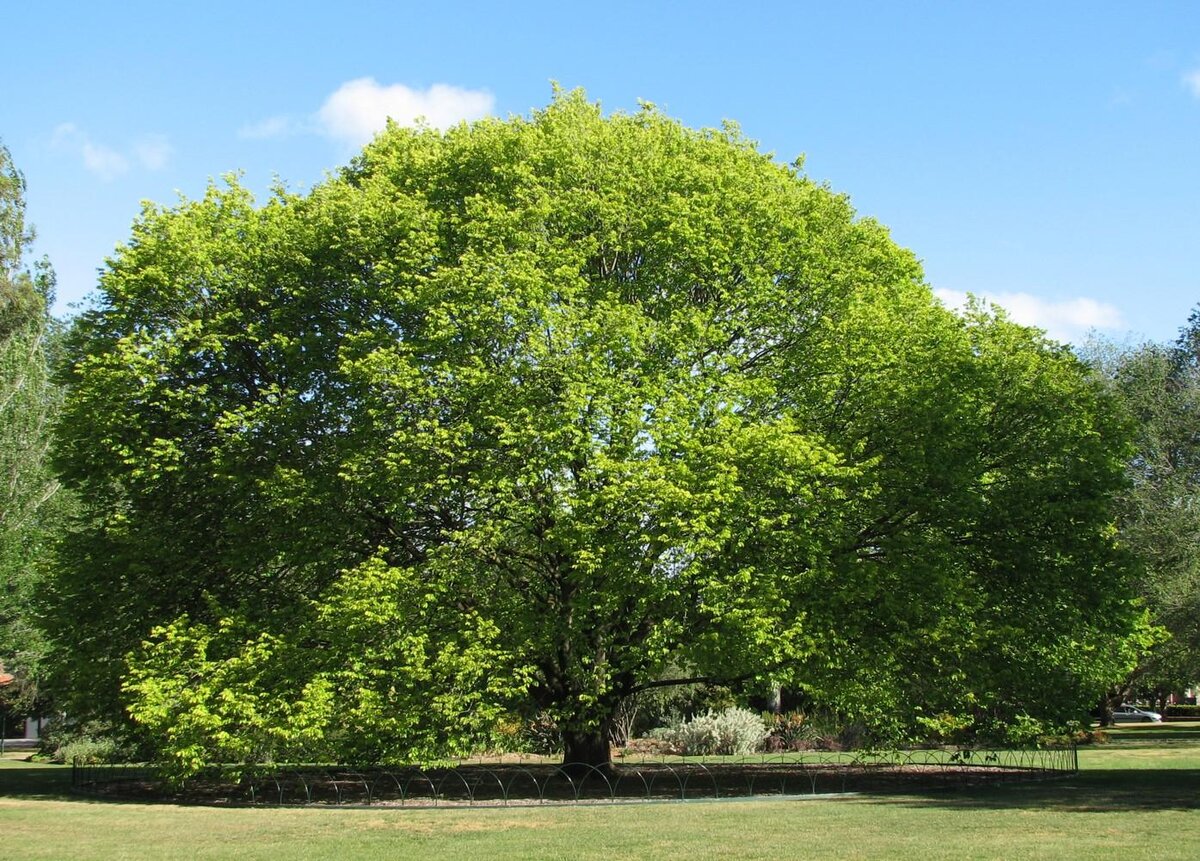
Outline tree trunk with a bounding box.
[561,725,613,772]
[767,685,782,715]
[1157,692,1170,716]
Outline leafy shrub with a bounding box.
[998,713,1051,746]
[914,712,974,744]
[516,711,561,755]
[656,707,769,756]
[55,736,121,765]
[619,735,673,756]
[771,709,871,751]
[835,721,870,750]
[485,714,525,753]
[37,718,133,764]
[763,711,817,752]
[1166,704,1200,717]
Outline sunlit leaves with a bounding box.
[50,93,1140,767]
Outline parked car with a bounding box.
[1112,704,1163,723]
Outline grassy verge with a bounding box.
[2,724,1197,861]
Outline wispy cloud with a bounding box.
[934,288,1125,345]
[52,124,127,180]
[51,123,172,180]
[242,79,495,148]
[1183,68,1200,98]
[134,134,173,171]
[238,115,305,140]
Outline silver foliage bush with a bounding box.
[658,707,769,756]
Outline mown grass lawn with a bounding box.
[2,723,1197,861]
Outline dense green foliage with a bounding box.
[0,141,63,723]
[46,93,1140,770]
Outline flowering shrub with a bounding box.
[657,707,769,755]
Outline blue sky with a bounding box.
[4,1,1198,345]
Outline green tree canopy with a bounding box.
[47,94,1140,770]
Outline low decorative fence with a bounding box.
[72,745,1077,807]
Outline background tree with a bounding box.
[1086,318,1200,717]
[0,141,63,728]
[47,94,1141,771]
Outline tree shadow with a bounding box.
[1105,724,1200,742]
[0,763,76,800]
[0,763,197,807]
[880,769,1200,813]
[6,757,1198,813]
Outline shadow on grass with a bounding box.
[1105,724,1200,743]
[884,768,1200,813]
[0,763,75,800]
[5,751,1198,814]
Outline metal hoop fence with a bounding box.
[71,745,1077,807]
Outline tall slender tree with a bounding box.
[0,141,62,722]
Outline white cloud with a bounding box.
[315,78,494,146]
[240,80,494,149]
[1184,68,1200,99]
[51,123,170,180]
[934,288,1125,344]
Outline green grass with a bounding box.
[2,724,1198,860]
